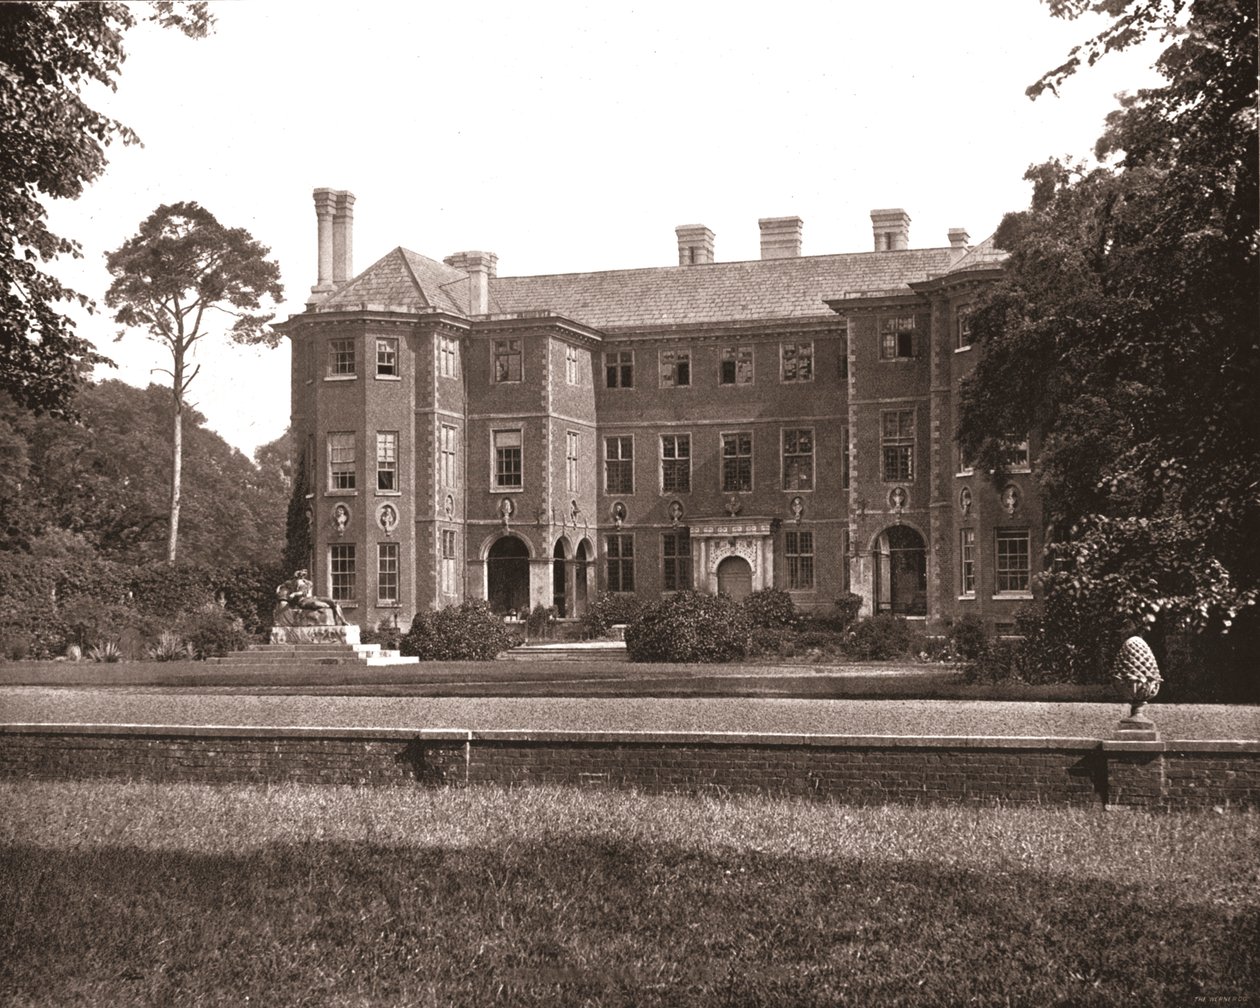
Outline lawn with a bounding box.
[2,781,1257,1007]
[0,657,1114,702]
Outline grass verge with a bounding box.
[2,781,1257,1007]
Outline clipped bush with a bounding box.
[847,614,915,660]
[947,614,990,661]
[402,601,517,661]
[740,588,796,629]
[624,591,751,663]
[177,606,247,659]
[581,592,645,639]
[833,592,864,632]
[0,631,35,661]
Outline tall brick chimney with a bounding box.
[444,251,499,315]
[309,188,337,304]
[675,225,715,265]
[332,191,355,283]
[948,227,970,264]
[759,216,803,259]
[870,208,911,251]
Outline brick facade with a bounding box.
[276,194,1029,633]
[4,725,1258,810]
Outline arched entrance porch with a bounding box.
[487,534,530,615]
[552,539,569,617]
[573,538,592,616]
[873,525,926,616]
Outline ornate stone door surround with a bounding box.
[690,518,777,595]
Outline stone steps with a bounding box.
[502,642,628,662]
[207,642,418,667]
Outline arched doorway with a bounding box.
[716,555,753,600]
[552,539,569,617]
[874,526,926,616]
[487,535,530,615]
[573,539,591,616]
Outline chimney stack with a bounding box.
[310,188,337,303]
[870,208,911,251]
[444,250,499,316]
[332,191,355,283]
[675,224,715,265]
[947,227,970,264]
[309,188,356,306]
[759,216,803,259]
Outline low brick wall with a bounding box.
[1,724,1257,809]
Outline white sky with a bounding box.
[45,0,1167,457]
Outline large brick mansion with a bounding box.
[277,189,1037,634]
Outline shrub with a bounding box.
[148,631,191,662]
[847,614,914,660]
[87,641,122,663]
[177,606,247,660]
[747,627,792,658]
[833,592,863,632]
[947,615,989,661]
[740,588,796,629]
[581,593,645,639]
[402,601,516,661]
[963,638,1027,683]
[624,591,751,663]
[0,631,35,661]
[361,621,404,652]
[524,605,558,640]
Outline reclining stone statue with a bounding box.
[273,569,349,627]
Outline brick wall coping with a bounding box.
[3,723,1257,754]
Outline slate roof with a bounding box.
[317,248,470,315]
[315,244,960,331]
[487,248,955,332]
[943,233,1006,276]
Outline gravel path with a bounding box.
[1,688,1256,741]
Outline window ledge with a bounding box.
[375,491,402,497]
[956,470,974,478]
[324,490,359,497]
[957,594,976,602]
[493,486,525,493]
[954,345,973,354]
[783,488,815,494]
[993,591,1034,600]
[375,374,401,381]
[324,374,357,382]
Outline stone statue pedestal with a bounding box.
[270,624,361,645]
[1115,712,1159,742]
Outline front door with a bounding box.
[716,555,753,600]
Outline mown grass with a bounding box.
[2,782,1257,1007]
[0,658,1115,703]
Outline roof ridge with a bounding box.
[394,247,433,309]
[490,247,954,284]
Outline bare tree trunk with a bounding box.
[167,350,183,563]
